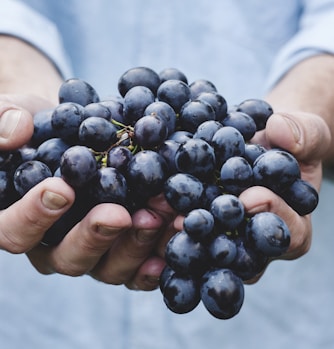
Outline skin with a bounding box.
[0,36,332,289]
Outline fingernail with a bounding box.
[96,225,125,236]
[279,114,301,142]
[135,229,159,243]
[42,190,69,210]
[0,110,22,139]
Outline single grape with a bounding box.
[159,67,188,84]
[167,130,193,144]
[78,116,118,152]
[164,173,204,213]
[210,194,245,232]
[208,234,238,267]
[157,139,180,175]
[196,91,228,122]
[106,146,134,174]
[175,138,216,181]
[58,78,100,106]
[60,145,98,188]
[99,99,125,124]
[13,160,52,196]
[193,120,223,144]
[51,102,85,144]
[200,268,244,320]
[253,149,301,194]
[189,79,217,100]
[123,85,155,125]
[162,272,201,314]
[118,66,161,97]
[157,79,191,113]
[220,156,253,195]
[165,230,209,277]
[83,102,112,121]
[133,114,168,149]
[244,143,267,165]
[31,108,57,147]
[222,111,257,141]
[0,170,17,209]
[183,208,215,243]
[179,100,216,133]
[281,178,319,216]
[245,212,290,257]
[235,98,273,131]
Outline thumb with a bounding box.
[0,94,54,150]
[265,112,331,162]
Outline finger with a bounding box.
[27,203,132,276]
[239,186,311,260]
[0,104,34,149]
[0,177,75,253]
[0,95,54,150]
[126,256,166,291]
[90,207,165,284]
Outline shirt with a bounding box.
[1,1,334,348]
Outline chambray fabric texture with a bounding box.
[1,1,334,348]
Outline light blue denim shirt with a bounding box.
[1,1,334,348]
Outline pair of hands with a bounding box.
[0,93,330,290]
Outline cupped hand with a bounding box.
[0,94,178,291]
[239,111,331,282]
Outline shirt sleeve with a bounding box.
[0,0,72,78]
[265,0,334,91]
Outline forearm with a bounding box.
[265,54,334,163]
[0,35,63,104]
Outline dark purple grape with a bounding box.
[245,212,290,257]
[60,145,98,188]
[208,234,238,267]
[200,183,223,210]
[159,67,188,84]
[31,108,57,147]
[200,268,244,319]
[253,149,301,194]
[58,78,100,106]
[99,99,125,124]
[126,150,168,199]
[144,101,177,136]
[88,167,127,205]
[281,178,319,216]
[133,114,168,149]
[179,100,216,134]
[244,143,267,165]
[158,139,180,175]
[13,160,52,196]
[51,102,85,144]
[210,194,245,232]
[118,66,160,97]
[222,111,257,141]
[83,102,112,121]
[231,238,269,281]
[159,265,176,292]
[211,126,245,167]
[189,79,217,100]
[183,208,215,243]
[196,91,228,122]
[35,138,70,173]
[162,272,200,314]
[78,116,118,152]
[157,79,191,113]
[236,98,273,131]
[123,86,155,125]
[164,173,204,213]
[106,146,134,174]
[193,120,223,144]
[165,230,209,277]
[0,170,17,209]
[220,156,253,195]
[175,138,216,181]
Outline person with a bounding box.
[0,0,333,348]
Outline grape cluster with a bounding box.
[0,66,319,319]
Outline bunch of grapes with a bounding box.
[0,66,318,319]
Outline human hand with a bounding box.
[237,111,330,281]
[0,94,178,291]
